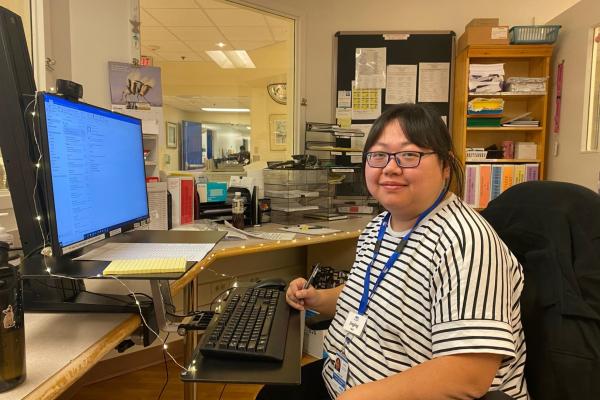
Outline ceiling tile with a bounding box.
[156,51,205,62]
[204,8,267,27]
[194,0,236,8]
[270,26,290,42]
[145,40,191,52]
[148,9,212,27]
[141,0,198,9]
[220,26,272,41]
[140,10,161,27]
[169,27,225,42]
[187,40,229,52]
[265,15,292,28]
[141,27,179,41]
[229,40,273,51]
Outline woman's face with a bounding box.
[365,120,449,225]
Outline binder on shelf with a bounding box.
[168,176,194,227]
[479,164,492,209]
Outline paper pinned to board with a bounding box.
[418,62,450,103]
[355,48,386,89]
[385,65,417,104]
[352,83,381,120]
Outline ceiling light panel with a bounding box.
[206,51,234,68]
[226,50,255,68]
[169,27,225,42]
[140,0,198,8]
[203,9,268,26]
[148,9,212,27]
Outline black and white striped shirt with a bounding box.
[322,194,528,399]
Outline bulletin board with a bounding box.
[334,31,456,131]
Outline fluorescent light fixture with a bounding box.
[226,50,255,68]
[205,50,255,69]
[206,50,234,68]
[201,107,250,113]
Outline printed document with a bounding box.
[418,62,450,103]
[385,65,417,104]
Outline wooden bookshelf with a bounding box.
[452,44,554,179]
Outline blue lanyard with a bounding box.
[358,190,446,315]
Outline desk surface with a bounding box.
[0,313,138,400]
[8,216,371,399]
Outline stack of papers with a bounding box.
[468,98,504,115]
[469,64,504,94]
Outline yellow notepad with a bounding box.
[102,258,186,275]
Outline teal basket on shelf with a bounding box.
[509,25,561,44]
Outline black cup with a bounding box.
[0,241,26,392]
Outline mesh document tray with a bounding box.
[509,25,560,44]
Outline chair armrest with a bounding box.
[305,313,332,330]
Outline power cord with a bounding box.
[156,332,170,400]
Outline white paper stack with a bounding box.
[469,64,505,93]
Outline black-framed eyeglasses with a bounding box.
[365,151,436,169]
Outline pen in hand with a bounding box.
[303,263,321,290]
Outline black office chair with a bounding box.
[481,181,600,400]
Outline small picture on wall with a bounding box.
[269,114,287,151]
[166,122,178,148]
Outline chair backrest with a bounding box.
[481,181,600,400]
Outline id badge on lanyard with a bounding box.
[346,190,445,336]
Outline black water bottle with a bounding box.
[0,241,26,392]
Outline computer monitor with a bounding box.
[37,93,150,257]
[0,6,47,254]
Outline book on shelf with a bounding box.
[463,163,540,209]
[167,176,194,227]
[467,117,501,127]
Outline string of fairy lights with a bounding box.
[22,94,363,374]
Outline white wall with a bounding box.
[68,0,133,107]
[547,0,600,191]
[240,0,580,123]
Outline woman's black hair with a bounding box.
[361,103,464,197]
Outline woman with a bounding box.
[286,104,527,399]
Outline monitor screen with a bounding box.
[39,93,149,255]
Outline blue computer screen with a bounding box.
[42,94,149,252]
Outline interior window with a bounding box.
[585,25,600,151]
[139,0,295,170]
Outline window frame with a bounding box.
[583,24,600,152]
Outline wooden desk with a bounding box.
[6,216,369,399]
[0,313,138,400]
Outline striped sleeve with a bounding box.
[429,202,520,359]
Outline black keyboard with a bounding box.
[198,286,290,361]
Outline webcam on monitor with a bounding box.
[56,79,83,101]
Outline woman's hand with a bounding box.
[285,277,321,311]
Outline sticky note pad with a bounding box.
[102,258,187,275]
